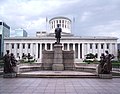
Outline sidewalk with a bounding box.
[0,78,120,94]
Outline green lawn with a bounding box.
[112,61,120,68]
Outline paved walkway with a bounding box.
[0,78,120,94]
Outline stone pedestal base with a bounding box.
[52,64,64,71]
[99,74,112,79]
[3,73,17,78]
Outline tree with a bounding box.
[86,53,95,59]
[118,50,120,61]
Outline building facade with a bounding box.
[0,21,10,57]
[15,28,27,37]
[4,17,118,62]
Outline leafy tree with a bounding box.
[117,50,120,61]
[85,53,95,59]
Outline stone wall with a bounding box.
[42,50,74,70]
[42,50,54,70]
[63,50,74,70]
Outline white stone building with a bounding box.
[4,17,118,62]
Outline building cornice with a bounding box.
[4,36,118,41]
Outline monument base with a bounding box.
[52,64,64,71]
[99,74,112,79]
[3,73,17,78]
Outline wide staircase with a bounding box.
[17,62,98,78]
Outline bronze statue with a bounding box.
[3,50,17,74]
[3,50,12,73]
[99,50,114,74]
[10,53,17,72]
[104,50,114,74]
[55,24,62,44]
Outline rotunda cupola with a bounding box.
[49,17,72,33]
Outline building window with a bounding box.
[69,43,73,50]
[62,20,64,23]
[59,20,61,23]
[54,21,55,28]
[90,44,92,49]
[56,20,58,23]
[64,43,67,50]
[42,43,45,50]
[23,44,25,49]
[101,44,104,49]
[17,44,19,49]
[47,43,50,50]
[95,44,98,49]
[68,22,69,29]
[52,22,53,29]
[12,44,14,49]
[107,44,109,49]
[0,22,2,25]
[28,44,30,49]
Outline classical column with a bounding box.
[4,43,6,55]
[78,43,80,59]
[19,43,22,59]
[67,43,69,51]
[73,43,75,58]
[50,43,53,50]
[93,43,95,54]
[62,43,64,50]
[104,43,107,52]
[14,43,17,58]
[98,43,101,60]
[9,43,11,54]
[36,43,38,59]
[39,43,42,60]
[115,43,118,60]
[82,43,85,59]
[45,43,47,50]
[109,43,112,54]
[30,43,33,56]
[87,43,90,54]
[73,43,75,51]
[64,20,65,28]
[25,43,27,55]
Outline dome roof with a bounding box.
[49,16,71,22]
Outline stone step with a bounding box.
[18,74,98,78]
[17,71,98,78]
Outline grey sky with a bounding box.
[0,0,120,41]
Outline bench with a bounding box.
[74,63,98,72]
[17,63,42,73]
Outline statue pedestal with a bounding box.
[52,64,64,71]
[52,44,64,71]
[99,74,112,79]
[3,73,17,78]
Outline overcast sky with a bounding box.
[0,0,120,41]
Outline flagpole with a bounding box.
[46,17,48,32]
[72,17,75,33]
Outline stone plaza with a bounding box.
[0,78,120,94]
